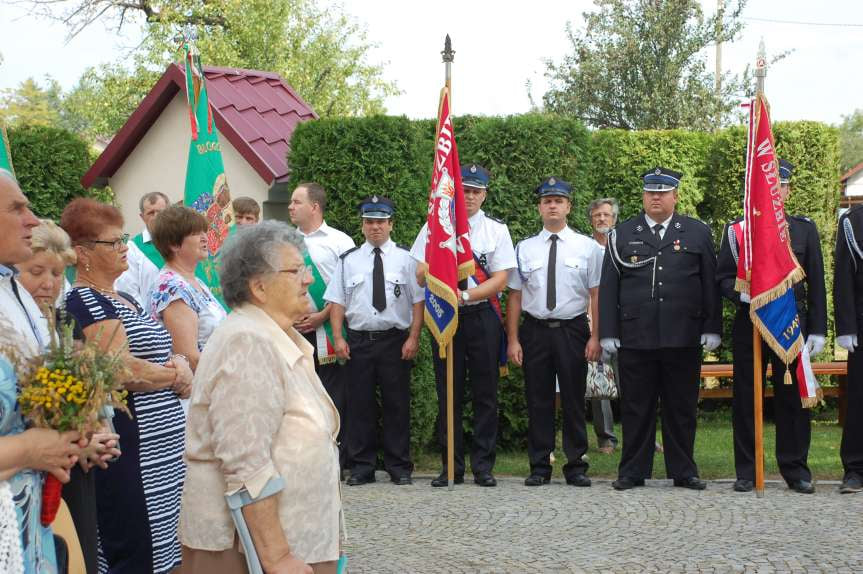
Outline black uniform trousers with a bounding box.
[431,302,500,476]
[617,346,702,480]
[521,314,590,480]
[842,338,863,481]
[731,308,812,483]
[303,331,347,469]
[345,328,413,479]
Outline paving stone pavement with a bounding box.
[342,474,863,573]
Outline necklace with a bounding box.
[75,279,117,297]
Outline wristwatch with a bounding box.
[461,290,471,302]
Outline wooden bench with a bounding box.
[699,361,848,427]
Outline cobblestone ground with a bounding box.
[342,475,863,573]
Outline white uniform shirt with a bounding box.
[114,228,161,309]
[508,226,603,320]
[0,265,51,355]
[299,221,356,308]
[410,209,516,305]
[324,239,423,331]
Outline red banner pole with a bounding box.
[753,327,765,497]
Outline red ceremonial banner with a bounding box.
[423,87,474,355]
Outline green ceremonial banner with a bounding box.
[0,124,14,176]
[182,40,234,309]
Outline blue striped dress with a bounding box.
[64,287,185,574]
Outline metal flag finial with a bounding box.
[755,38,767,96]
[442,34,455,63]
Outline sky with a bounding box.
[1,0,862,125]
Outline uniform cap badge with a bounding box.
[655,168,662,175]
[549,177,556,185]
[470,165,477,173]
[372,195,379,203]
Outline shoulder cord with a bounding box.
[0,481,23,574]
[728,224,740,265]
[843,217,863,272]
[607,228,659,299]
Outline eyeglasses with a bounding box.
[85,234,130,251]
[277,264,310,277]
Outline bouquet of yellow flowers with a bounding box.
[1,312,130,525]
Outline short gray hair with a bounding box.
[139,191,170,213]
[219,220,307,308]
[588,197,619,221]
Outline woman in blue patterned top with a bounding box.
[60,199,192,574]
[147,206,227,374]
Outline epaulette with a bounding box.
[396,243,410,251]
[339,246,361,259]
[788,214,814,225]
[682,214,712,230]
[485,214,505,224]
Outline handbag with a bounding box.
[585,360,618,400]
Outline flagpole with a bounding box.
[753,38,767,499]
[442,34,456,491]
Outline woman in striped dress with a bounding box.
[61,199,192,573]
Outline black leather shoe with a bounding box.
[612,477,644,490]
[788,479,815,494]
[524,474,550,486]
[346,473,375,486]
[431,472,463,487]
[733,479,754,492]
[566,474,592,487]
[391,475,412,486]
[673,477,707,490]
[474,473,497,487]
[839,475,862,494]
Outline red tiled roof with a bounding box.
[81,63,318,188]
[841,161,863,185]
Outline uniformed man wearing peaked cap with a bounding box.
[325,195,424,486]
[506,177,603,487]
[599,167,721,491]
[717,159,827,494]
[834,190,863,495]
[411,163,517,487]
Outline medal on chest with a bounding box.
[674,239,681,252]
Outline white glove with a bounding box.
[739,292,750,304]
[806,334,825,356]
[701,333,721,351]
[600,338,621,356]
[837,334,858,352]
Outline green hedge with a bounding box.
[7,125,101,220]
[287,114,840,452]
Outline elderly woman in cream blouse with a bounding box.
[180,221,341,574]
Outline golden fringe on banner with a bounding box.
[801,387,824,409]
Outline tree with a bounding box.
[27,0,399,140]
[542,0,748,131]
[838,110,863,173]
[0,78,64,127]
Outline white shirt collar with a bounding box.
[468,209,484,227]
[300,220,330,238]
[363,238,394,255]
[539,226,574,242]
[141,227,152,243]
[643,212,674,231]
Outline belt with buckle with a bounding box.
[524,313,585,329]
[347,327,406,341]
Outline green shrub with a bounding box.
[7,125,96,220]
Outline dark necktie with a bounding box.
[372,247,386,312]
[652,223,663,239]
[546,234,558,311]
